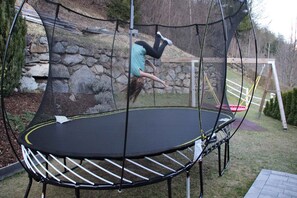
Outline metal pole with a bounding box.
[191,61,196,107]
[186,171,191,198]
[120,0,135,191]
[269,61,288,130]
[167,178,172,198]
[199,161,203,198]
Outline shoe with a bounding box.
[157,31,173,46]
[163,38,173,46]
[157,31,165,40]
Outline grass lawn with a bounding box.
[1,66,296,197]
[1,97,296,197]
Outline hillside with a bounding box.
[23,1,195,60]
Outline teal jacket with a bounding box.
[131,43,146,77]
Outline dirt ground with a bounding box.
[0,92,43,168]
[232,117,267,131]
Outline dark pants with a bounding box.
[135,35,167,59]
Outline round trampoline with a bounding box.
[1,0,258,197]
[20,108,233,159]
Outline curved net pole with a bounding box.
[231,30,245,116]
[152,25,159,106]
[216,0,229,114]
[120,0,135,191]
[110,20,120,110]
[188,0,229,171]
[0,0,28,170]
[229,3,258,139]
[192,0,247,167]
[197,0,214,141]
[201,0,229,151]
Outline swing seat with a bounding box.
[216,104,247,112]
[229,105,247,112]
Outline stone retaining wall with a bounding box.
[22,35,219,96]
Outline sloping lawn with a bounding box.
[1,101,296,197]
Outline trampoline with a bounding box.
[1,0,258,197]
[19,107,234,193]
[20,108,233,159]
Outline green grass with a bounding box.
[1,68,296,197]
[7,111,35,133]
[1,99,297,197]
[113,93,191,111]
[227,68,270,104]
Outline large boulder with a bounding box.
[53,80,69,93]
[30,43,48,53]
[51,64,70,79]
[52,42,65,54]
[79,47,94,56]
[86,57,98,67]
[26,63,49,77]
[66,45,79,54]
[91,64,104,74]
[19,76,38,92]
[62,54,84,66]
[92,75,111,93]
[85,104,113,114]
[69,66,96,94]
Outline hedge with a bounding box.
[264,88,297,126]
[0,0,27,96]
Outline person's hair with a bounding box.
[128,77,144,103]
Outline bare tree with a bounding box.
[276,36,297,87]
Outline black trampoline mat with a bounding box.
[19,108,232,159]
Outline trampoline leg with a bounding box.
[199,161,203,198]
[75,188,80,198]
[24,175,33,198]
[41,183,47,198]
[224,140,230,169]
[219,140,231,176]
[186,171,190,198]
[218,145,222,176]
[167,178,172,198]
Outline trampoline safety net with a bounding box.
[24,0,247,127]
[1,0,255,194]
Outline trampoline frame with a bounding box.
[19,107,234,159]
[21,123,232,198]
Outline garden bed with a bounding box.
[0,92,43,168]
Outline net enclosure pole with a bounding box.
[191,60,196,107]
[120,0,135,191]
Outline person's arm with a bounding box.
[139,70,168,87]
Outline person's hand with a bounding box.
[162,80,169,88]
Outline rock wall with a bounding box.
[22,35,220,97]
[21,35,49,92]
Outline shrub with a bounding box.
[264,89,297,126]
[285,92,293,117]
[106,0,140,23]
[0,0,27,96]
[288,88,297,125]
[282,92,287,115]
[272,98,280,120]
[293,89,297,126]
[267,98,274,116]
[263,100,269,116]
